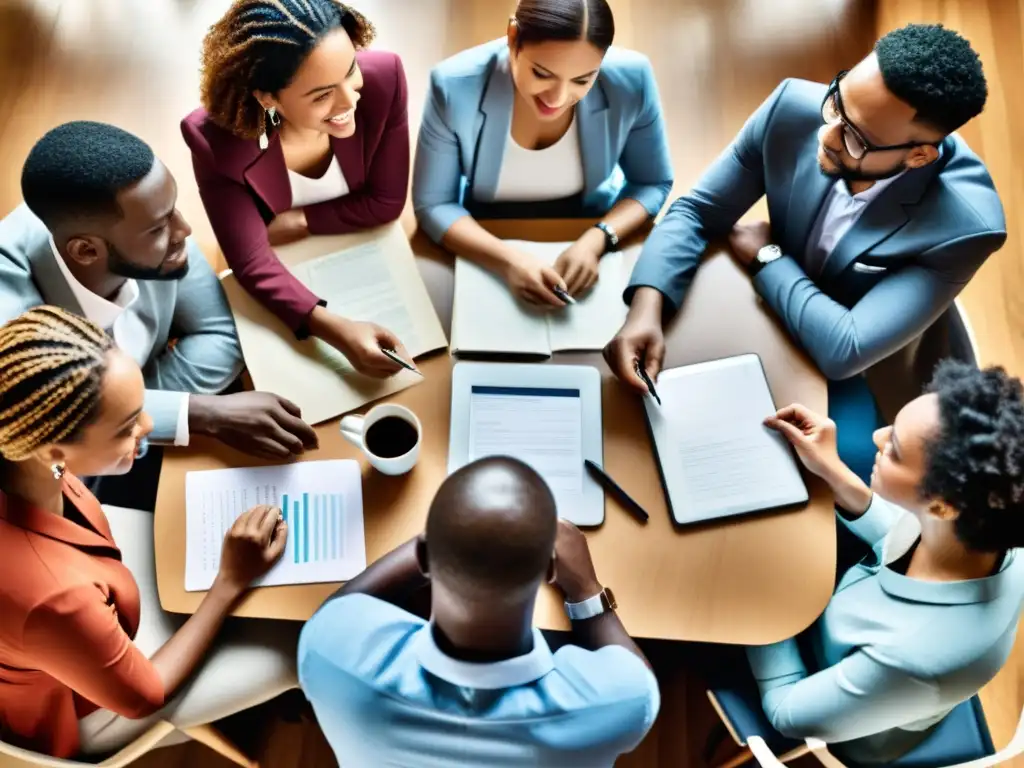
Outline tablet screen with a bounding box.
[468,386,584,497]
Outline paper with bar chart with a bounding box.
[184,460,365,592]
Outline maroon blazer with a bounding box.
[181,49,410,333]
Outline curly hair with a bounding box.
[875,23,987,134]
[0,306,113,462]
[200,0,375,140]
[921,360,1024,552]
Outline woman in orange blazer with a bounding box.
[0,307,293,758]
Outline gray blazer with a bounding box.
[629,78,1006,381]
[0,204,243,442]
[747,495,1024,764]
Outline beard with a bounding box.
[107,241,189,281]
[819,149,907,183]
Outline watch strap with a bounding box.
[594,222,619,253]
[564,588,616,620]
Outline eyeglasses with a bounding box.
[821,71,937,160]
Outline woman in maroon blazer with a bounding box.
[182,0,412,377]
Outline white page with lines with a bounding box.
[644,355,808,524]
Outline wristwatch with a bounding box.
[565,587,617,621]
[594,222,619,254]
[750,243,783,276]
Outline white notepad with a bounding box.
[644,355,809,525]
[450,240,638,355]
[184,461,366,592]
[221,223,448,424]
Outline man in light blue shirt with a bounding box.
[298,457,659,767]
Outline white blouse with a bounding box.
[288,154,350,208]
[491,116,585,202]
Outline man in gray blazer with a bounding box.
[605,24,1006,482]
[0,122,317,506]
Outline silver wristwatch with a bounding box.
[756,244,783,266]
[564,587,617,621]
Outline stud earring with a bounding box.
[258,106,281,150]
[51,462,65,480]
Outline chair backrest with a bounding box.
[748,701,1024,768]
[0,722,176,768]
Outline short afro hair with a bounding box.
[875,23,987,134]
[921,360,1024,553]
[21,121,155,230]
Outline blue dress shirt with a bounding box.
[747,495,1024,764]
[298,594,660,767]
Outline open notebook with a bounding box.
[450,240,638,356]
[644,354,809,526]
[221,223,448,424]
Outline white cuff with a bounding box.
[173,394,191,447]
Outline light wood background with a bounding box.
[0,0,1020,766]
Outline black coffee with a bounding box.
[365,416,419,459]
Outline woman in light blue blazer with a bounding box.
[754,360,1024,765]
[412,0,672,306]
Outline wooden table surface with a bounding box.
[154,220,835,645]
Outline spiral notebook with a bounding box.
[643,354,809,525]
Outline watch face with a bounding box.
[602,588,617,611]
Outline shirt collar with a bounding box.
[50,237,139,330]
[414,625,555,690]
[0,473,118,554]
[835,169,907,205]
[878,510,1019,605]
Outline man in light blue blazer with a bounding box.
[0,122,317,505]
[605,24,1005,482]
[413,0,672,306]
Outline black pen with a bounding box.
[585,460,650,524]
[634,359,661,405]
[552,285,577,305]
[381,347,422,376]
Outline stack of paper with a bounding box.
[221,222,448,424]
[184,460,365,591]
[450,240,638,356]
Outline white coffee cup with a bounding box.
[340,404,422,475]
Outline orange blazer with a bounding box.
[0,474,164,758]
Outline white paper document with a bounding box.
[644,355,808,525]
[221,223,448,423]
[469,385,585,498]
[185,460,366,592]
[451,240,637,355]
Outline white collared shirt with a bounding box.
[50,240,190,445]
[298,593,659,767]
[804,172,905,277]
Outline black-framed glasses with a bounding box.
[821,71,938,160]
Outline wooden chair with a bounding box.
[0,722,257,768]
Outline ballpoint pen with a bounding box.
[585,460,650,523]
[634,359,661,405]
[551,285,577,305]
[381,347,423,376]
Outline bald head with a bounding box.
[425,457,558,601]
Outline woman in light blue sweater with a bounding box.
[755,360,1024,764]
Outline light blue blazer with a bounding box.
[0,204,243,443]
[629,79,1006,381]
[747,495,1024,764]
[412,38,674,243]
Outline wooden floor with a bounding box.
[0,0,1021,766]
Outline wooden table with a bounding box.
[154,220,835,645]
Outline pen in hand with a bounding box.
[380,347,422,376]
[634,358,661,406]
[551,285,577,305]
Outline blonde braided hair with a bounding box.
[0,306,112,461]
[199,0,376,140]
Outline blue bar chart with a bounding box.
[281,492,346,565]
[185,461,366,591]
